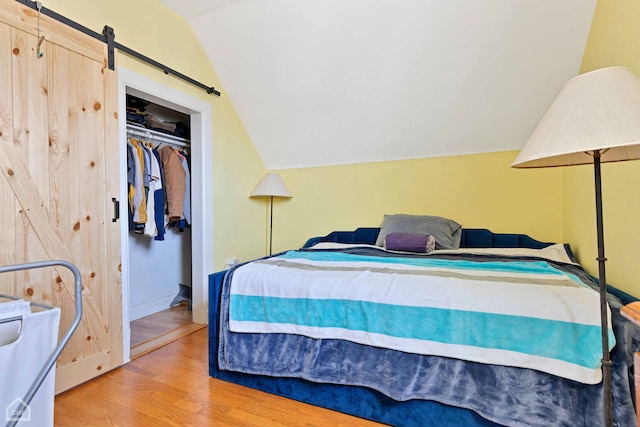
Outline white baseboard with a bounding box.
[130,290,179,321]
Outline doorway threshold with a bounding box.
[130,305,206,359]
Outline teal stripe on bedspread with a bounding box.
[281,251,586,286]
[230,295,607,369]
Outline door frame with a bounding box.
[117,67,213,362]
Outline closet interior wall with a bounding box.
[126,91,192,321]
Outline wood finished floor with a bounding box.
[54,327,386,426]
[130,304,205,359]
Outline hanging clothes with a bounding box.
[142,143,162,238]
[178,149,191,225]
[127,138,147,230]
[126,130,190,239]
[158,145,186,222]
[152,147,167,241]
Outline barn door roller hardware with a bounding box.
[16,0,221,96]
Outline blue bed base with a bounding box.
[208,228,635,427]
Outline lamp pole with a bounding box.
[268,195,274,255]
[593,150,613,427]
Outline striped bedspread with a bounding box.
[229,245,614,384]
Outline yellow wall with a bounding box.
[270,151,564,253]
[569,0,640,296]
[45,0,268,268]
[41,1,577,283]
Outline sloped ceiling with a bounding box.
[159,0,597,170]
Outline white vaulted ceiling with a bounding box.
[159,0,597,170]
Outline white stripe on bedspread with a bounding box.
[229,250,614,384]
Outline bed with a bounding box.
[209,217,640,427]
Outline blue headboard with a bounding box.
[303,227,552,249]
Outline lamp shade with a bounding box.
[250,173,293,198]
[512,67,640,168]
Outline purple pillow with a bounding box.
[384,232,436,253]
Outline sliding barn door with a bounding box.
[0,0,122,392]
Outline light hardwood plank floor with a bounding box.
[130,305,194,347]
[130,305,204,359]
[54,328,386,426]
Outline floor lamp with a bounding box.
[512,66,640,427]
[250,173,293,255]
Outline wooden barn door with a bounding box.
[0,1,122,392]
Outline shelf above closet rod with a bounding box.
[126,124,190,148]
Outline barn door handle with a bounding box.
[112,198,120,222]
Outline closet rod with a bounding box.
[15,0,221,96]
[126,125,189,148]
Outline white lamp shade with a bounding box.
[512,67,640,168]
[250,173,293,198]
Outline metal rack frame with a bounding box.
[0,260,83,427]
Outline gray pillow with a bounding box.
[375,214,462,250]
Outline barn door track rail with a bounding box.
[15,0,221,96]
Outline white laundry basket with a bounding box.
[0,260,83,427]
[1,300,60,426]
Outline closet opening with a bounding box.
[118,68,214,362]
[126,91,201,358]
